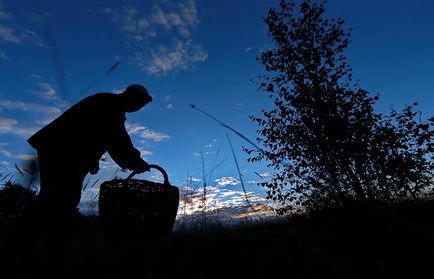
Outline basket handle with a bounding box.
[126,164,170,186]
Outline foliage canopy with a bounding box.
[247,0,434,212]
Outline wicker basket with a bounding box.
[98,164,179,240]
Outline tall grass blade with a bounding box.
[190,104,263,152]
[14,164,24,176]
[226,134,251,207]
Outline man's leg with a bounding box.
[17,152,86,276]
[37,157,87,274]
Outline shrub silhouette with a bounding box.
[246,0,434,212]
[0,182,36,225]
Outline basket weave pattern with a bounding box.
[99,169,179,239]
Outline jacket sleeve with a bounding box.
[107,117,145,170]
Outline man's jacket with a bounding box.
[27,93,143,172]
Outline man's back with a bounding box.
[28,93,126,162]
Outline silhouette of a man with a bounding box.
[19,84,152,269]
[28,84,152,214]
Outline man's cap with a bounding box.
[124,84,153,103]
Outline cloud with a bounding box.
[0,99,61,115]
[126,123,170,142]
[0,49,8,60]
[137,147,153,158]
[190,176,204,183]
[0,148,13,158]
[100,7,112,14]
[19,30,45,47]
[0,2,11,20]
[193,151,215,157]
[0,24,21,43]
[214,176,241,186]
[0,118,17,134]
[139,129,171,141]
[0,4,45,48]
[165,103,175,110]
[31,82,57,101]
[107,0,207,75]
[0,25,44,47]
[178,185,267,215]
[260,172,272,177]
[0,117,39,137]
[164,95,174,101]
[117,0,198,38]
[18,153,35,161]
[132,39,207,75]
[0,85,64,137]
[245,47,253,53]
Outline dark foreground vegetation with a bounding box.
[1,1,434,278]
[1,194,434,279]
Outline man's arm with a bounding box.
[107,120,150,173]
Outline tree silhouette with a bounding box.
[247,0,434,212]
[0,182,36,224]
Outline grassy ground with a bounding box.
[1,200,434,279]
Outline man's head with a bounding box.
[119,84,152,112]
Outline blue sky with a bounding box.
[1,0,433,215]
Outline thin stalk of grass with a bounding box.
[14,164,24,179]
[190,104,263,152]
[111,168,122,179]
[200,152,207,231]
[201,152,206,211]
[0,173,13,182]
[205,147,221,186]
[78,60,121,97]
[226,134,250,207]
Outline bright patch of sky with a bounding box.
[1,0,434,215]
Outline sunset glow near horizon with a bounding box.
[1,0,433,216]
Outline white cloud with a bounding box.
[0,118,39,137]
[15,126,39,136]
[0,148,13,158]
[0,2,11,20]
[133,39,207,75]
[178,185,266,215]
[139,129,171,141]
[165,103,175,110]
[214,176,241,186]
[118,7,140,33]
[164,95,174,101]
[190,176,204,183]
[18,153,35,161]
[100,7,112,14]
[193,151,214,157]
[20,30,44,47]
[0,3,44,48]
[107,0,206,75]
[0,25,44,47]
[0,49,7,60]
[245,47,253,53]
[152,5,171,31]
[260,172,272,177]
[126,123,170,142]
[0,118,17,134]
[117,0,198,38]
[137,147,153,158]
[0,24,21,43]
[31,82,57,101]
[0,99,61,115]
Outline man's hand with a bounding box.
[133,160,151,174]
